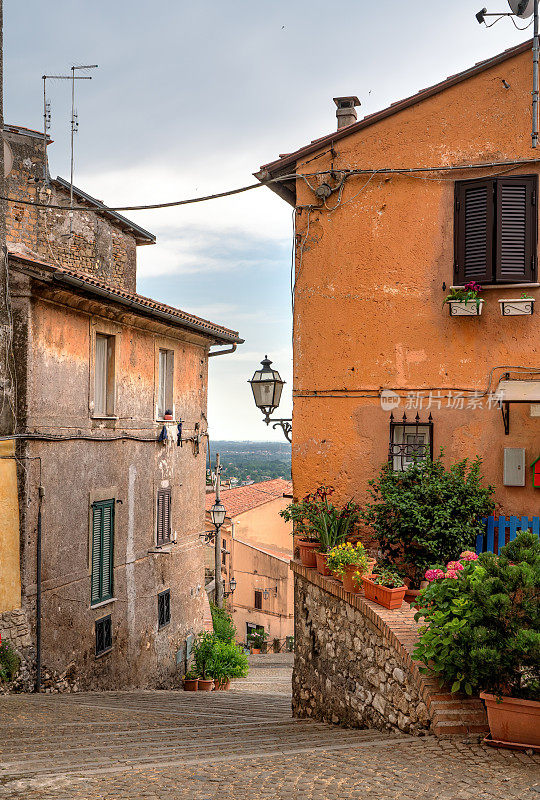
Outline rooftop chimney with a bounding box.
[333,96,361,130]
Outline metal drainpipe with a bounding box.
[35,486,44,692]
[209,344,237,358]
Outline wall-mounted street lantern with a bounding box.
[248,356,292,443]
[209,500,226,528]
[224,576,237,598]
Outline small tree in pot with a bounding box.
[192,631,216,690]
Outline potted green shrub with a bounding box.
[183,667,199,692]
[209,640,249,690]
[362,453,494,588]
[444,281,484,316]
[362,567,407,609]
[192,631,216,690]
[282,487,361,575]
[326,541,370,593]
[413,534,540,747]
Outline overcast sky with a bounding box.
[4,1,533,440]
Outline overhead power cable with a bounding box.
[3,156,540,213]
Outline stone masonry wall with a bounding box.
[293,572,430,735]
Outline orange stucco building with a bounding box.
[205,480,294,645]
[257,40,540,520]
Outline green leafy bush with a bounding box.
[192,631,216,680]
[0,641,20,683]
[281,486,360,552]
[362,453,494,584]
[412,533,540,700]
[250,631,268,649]
[210,603,237,643]
[209,640,249,681]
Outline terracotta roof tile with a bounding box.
[205,479,292,518]
[8,244,242,344]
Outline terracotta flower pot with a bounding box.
[362,575,407,610]
[366,557,377,575]
[298,540,320,567]
[197,679,214,691]
[342,564,362,593]
[215,678,231,691]
[183,678,198,691]
[404,580,429,604]
[251,648,260,655]
[480,692,540,747]
[315,550,332,576]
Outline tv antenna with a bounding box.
[41,73,91,184]
[476,1,538,147]
[69,65,98,235]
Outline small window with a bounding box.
[389,413,433,472]
[91,499,114,605]
[254,590,262,610]
[158,349,174,419]
[222,538,227,565]
[156,488,171,546]
[95,615,112,656]
[454,175,537,285]
[158,589,170,629]
[94,334,115,417]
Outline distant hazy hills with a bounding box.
[208,440,291,482]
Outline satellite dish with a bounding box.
[508,0,534,18]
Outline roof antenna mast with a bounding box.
[41,73,90,185]
[476,0,538,147]
[69,65,98,236]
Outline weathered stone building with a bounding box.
[0,125,242,690]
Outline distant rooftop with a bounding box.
[205,479,292,518]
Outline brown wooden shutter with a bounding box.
[455,179,494,284]
[157,489,171,546]
[495,176,537,283]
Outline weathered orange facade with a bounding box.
[259,41,540,521]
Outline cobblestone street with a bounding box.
[0,655,538,799]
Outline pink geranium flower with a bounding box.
[446,561,464,571]
[445,569,459,579]
[425,568,445,582]
[460,551,478,561]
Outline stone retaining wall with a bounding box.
[0,609,78,694]
[292,562,488,737]
[293,570,430,735]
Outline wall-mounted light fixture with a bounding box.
[248,356,292,442]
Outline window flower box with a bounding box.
[448,299,484,316]
[498,298,535,316]
[362,575,407,610]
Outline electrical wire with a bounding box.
[3,157,540,214]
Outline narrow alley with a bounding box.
[0,656,538,800]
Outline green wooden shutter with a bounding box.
[91,499,115,604]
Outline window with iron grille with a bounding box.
[254,590,262,610]
[156,489,171,546]
[389,413,433,472]
[454,175,537,285]
[91,499,114,605]
[158,589,170,629]
[222,538,227,566]
[95,615,112,656]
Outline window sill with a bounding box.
[158,621,171,631]
[90,597,117,610]
[148,545,172,554]
[91,415,118,421]
[451,283,540,290]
